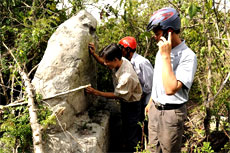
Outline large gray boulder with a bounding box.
[32,10,97,131]
[32,10,110,153]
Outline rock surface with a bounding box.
[43,111,110,153]
[32,10,97,131]
[32,10,110,153]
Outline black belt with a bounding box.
[154,102,184,110]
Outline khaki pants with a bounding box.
[147,102,187,153]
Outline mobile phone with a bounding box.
[163,29,173,40]
[88,45,93,51]
[163,31,169,40]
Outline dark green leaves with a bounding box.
[188,3,200,18]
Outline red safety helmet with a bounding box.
[146,7,181,32]
[119,36,137,50]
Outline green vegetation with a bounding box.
[0,96,54,153]
[0,0,229,152]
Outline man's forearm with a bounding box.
[161,56,179,95]
[96,90,118,99]
[91,52,105,65]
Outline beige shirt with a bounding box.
[113,57,142,102]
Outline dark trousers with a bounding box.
[120,101,141,152]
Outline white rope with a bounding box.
[0,84,91,109]
[43,84,91,100]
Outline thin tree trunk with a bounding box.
[227,32,230,124]
[198,77,205,101]
[202,6,211,139]
[144,36,151,58]
[0,72,9,104]
[0,53,9,104]
[204,38,212,140]
[3,42,44,153]
[11,73,15,103]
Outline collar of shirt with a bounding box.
[115,57,126,78]
[130,52,138,65]
[171,40,187,54]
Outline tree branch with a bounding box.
[28,64,39,77]
[205,72,230,103]
[2,42,44,153]
[167,0,180,11]
[144,36,152,58]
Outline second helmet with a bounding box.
[119,36,137,50]
[146,7,181,32]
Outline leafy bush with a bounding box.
[0,99,54,152]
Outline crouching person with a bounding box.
[86,43,142,152]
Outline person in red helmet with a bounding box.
[119,36,154,146]
[145,7,197,153]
